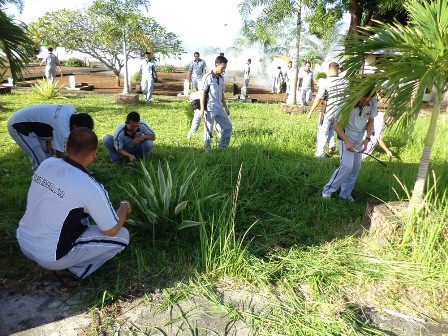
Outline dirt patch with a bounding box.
[12,66,289,103]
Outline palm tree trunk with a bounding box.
[287,1,301,105]
[411,92,441,204]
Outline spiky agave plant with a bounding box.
[30,79,64,99]
[123,160,197,247]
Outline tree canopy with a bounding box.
[0,0,34,82]
[28,0,184,85]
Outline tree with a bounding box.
[336,0,448,204]
[0,0,34,82]
[238,0,344,105]
[89,0,150,94]
[344,0,408,35]
[28,2,184,87]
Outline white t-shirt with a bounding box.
[315,76,347,118]
[8,104,76,153]
[17,157,119,261]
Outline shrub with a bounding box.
[30,79,64,99]
[131,71,142,83]
[315,71,327,81]
[158,64,177,73]
[184,63,191,72]
[65,58,85,67]
[123,161,197,247]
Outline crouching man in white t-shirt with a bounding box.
[16,127,131,288]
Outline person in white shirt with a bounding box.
[139,52,159,103]
[297,61,314,110]
[17,127,131,288]
[322,91,378,201]
[39,47,60,84]
[307,62,345,159]
[7,104,94,172]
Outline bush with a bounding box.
[184,63,191,72]
[131,71,142,83]
[31,79,64,99]
[315,71,327,81]
[158,64,177,73]
[65,58,85,67]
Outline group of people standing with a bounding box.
[273,60,315,110]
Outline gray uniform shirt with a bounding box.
[191,59,207,79]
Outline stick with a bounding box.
[353,148,387,167]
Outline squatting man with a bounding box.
[16,127,131,288]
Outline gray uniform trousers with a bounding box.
[204,109,232,151]
[322,140,362,199]
[141,77,155,103]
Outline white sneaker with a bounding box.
[322,192,332,199]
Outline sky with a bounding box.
[4,0,243,53]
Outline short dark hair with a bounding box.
[67,127,98,155]
[126,111,140,123]
[194,52,199,56]
[215,55,228,65]
[144,51,151,56]
[305,60,311,66]
[247,58,251,62]
[328,62,340,71]
[70,113,94,130]
[48,47,53,52]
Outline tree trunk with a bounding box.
[287,1,301,105]
[411,91,441,205]
[122,28,131,94]
[115,74,121,87]
[349,0,362,35]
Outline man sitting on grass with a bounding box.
[16,127,131,288]
[103,111,156,163]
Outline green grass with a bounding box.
[1,90,448,334]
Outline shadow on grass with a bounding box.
[1,132,448,333]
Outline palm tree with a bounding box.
[0,0,34,82]
[238,0,344,105]
[337,0,448,204]
[239,0,309,105]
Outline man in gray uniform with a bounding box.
[139,51,159,103]
[103,111,156,162]
[189,52,207,91]
[322,91,378,201]
[200,55,232,151]
[17,128,131,288]
[39,47,60,84]
[7,104,94,172]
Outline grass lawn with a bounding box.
[1,90,448,334]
